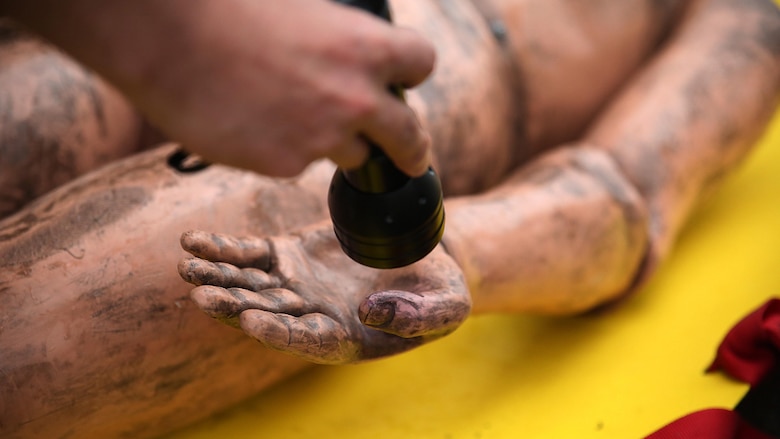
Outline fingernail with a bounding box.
[361,301,395,327]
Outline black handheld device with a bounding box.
[328,0,445,269]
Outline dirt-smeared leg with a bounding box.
[0,19,151,218]
[0,145,333,439]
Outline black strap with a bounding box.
[167,149,211,173]
[735,366,780,438]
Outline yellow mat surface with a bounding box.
[164,108,780,439]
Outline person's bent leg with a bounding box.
[0,145,333,439]
[0,1,519,437]
[182,0,779,352]
[585,0,780,278]
[178,0,680,359]
[0,18,151,219]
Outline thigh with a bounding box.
[0,19,148,218]
[0,144,334,439]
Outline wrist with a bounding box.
[439,200,482,299]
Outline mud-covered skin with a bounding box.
[0,145,334,439]
[479,0,691,151]
[586,0,780,269]
[1,0,779,438]
[439,145,650,315]
[178,227,470,364]
[395,0,521,195]
[180,0,779,332]
[406,0,692,194]
[173,0,653,362]
[0,23,149,218]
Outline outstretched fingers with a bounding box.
[239,310,357,364]
[178,257,280,290]
[190,285,306,327]
[359,288,472,339]
[180,230,271,269]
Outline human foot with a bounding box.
[178,222,471,364]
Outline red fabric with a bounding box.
[707,299,780,386]
[645,299,780,439]
[644,409,775,439]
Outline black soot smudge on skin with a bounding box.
[0,186,151,269]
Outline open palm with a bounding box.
[178,221,471,364]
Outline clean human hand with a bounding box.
[177,223,471,364]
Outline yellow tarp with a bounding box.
[165,107,780,439]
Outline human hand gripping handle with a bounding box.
[161,1,398,174]
[328,0,445,269]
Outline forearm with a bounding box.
[442,146,649,315]
[441,0,779,315]
[586,0,780,265]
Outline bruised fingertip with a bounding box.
[360,299,396,327]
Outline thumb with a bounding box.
[359,289,471,338]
